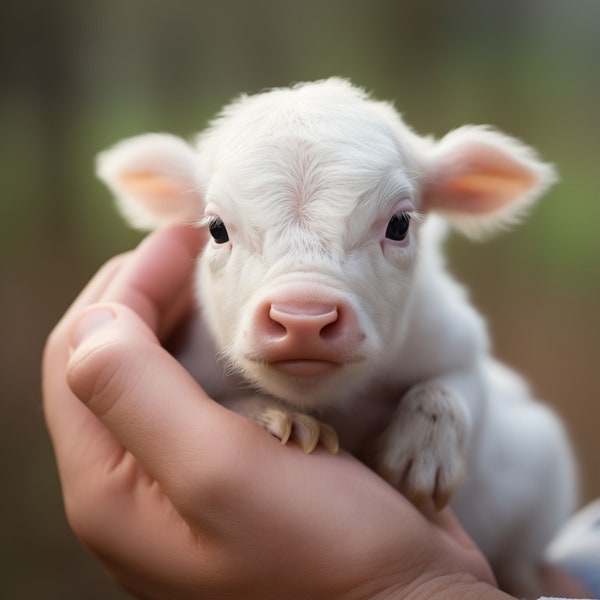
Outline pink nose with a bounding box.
[269,302,339,342]
[251,292,363,370]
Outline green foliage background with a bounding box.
[1,1,598,597]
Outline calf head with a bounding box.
[97,78,555,409]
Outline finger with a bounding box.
[43,252,126,403]
[44,225,205,481]
[102,224,206,338]
[43,255,130,479]
[65,303,249,510]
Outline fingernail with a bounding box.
[70,307,116,349]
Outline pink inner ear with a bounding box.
[119,171,198,217]
[445,168,538,214]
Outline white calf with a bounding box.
[97,78,576,595]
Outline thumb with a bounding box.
[66,303,243,497]
[67,303,160,412]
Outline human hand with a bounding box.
[42,225,509,600]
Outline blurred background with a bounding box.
[1,0,598,597]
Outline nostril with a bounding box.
[319,310,343,340]
[268,316,287,337]
[269,303,339,339]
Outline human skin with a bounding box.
[41,224,535,600]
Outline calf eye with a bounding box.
[209,217,229,244]
[385,213,410,241]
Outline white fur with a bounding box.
[97,78,576,596]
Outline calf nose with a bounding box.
[269,302,339,342]
[251,292,363,366]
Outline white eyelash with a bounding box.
[401,210,424,223]
[197,215,220,229]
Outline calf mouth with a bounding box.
[271,359,341,377]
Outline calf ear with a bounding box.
[97,133,203,230]
[421,126,557,239]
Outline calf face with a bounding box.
[97,78,555,409]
